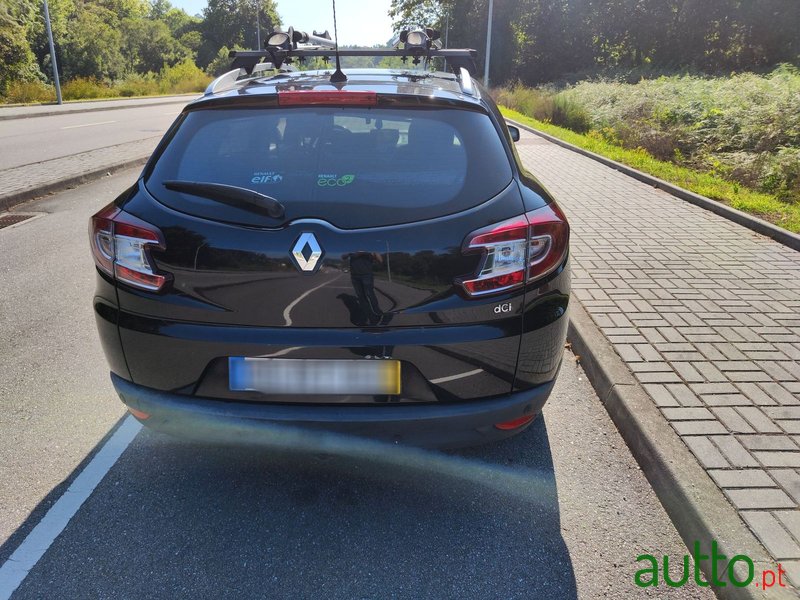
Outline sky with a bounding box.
[170,0,395,46]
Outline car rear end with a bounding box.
[90,74,570,448]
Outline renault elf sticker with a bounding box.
[251,171,283,184]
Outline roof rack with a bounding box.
[229,26,479,79]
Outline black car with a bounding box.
[89,51,570,448]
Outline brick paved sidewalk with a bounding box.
[0,138,158,209]
[516,131,800,579]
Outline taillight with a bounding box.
[278,90,378,106]
[89,203,169,292]
[458,203,569,297]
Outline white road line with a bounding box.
[430,368,483,384]
[0,415,141,600]
[60,120,117,130]
[282,275,341,326]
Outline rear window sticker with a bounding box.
[317,174,355,187]
[252,171,283,184]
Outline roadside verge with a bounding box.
[507,118,800,252]
[0,95,195,122]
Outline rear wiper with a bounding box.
[163,181,285,219]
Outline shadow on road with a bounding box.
[11,418,577,599]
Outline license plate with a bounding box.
[229,357,401,395]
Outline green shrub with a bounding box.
[61,77,116,100]
[114,73,159,97]
[3,80,55,103]
[496,66,800,204]
[552,93,591,133]
[493,84,590,133]
[158,59,211,94]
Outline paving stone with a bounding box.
[661,407,715,421]
[635,371,682,384]
[775,512,800,550]
[726,489,796,509]
[755,452,800,468]
[711,435,759,467]
[738,382,780,406]
[683,437,729,469]
[670,362,705,383]
[690,383,739,395]
[629,362,674,373]
[673,420,728,436]
[780,422,800,435]
[737,407,783,433]
[664,384,703,407]
[760,383,800,405]
[770,470,800,504]
[726,371,774,382]
[708,469,776,488]
[711,408,755,433]
[692,362,729,382]
[764,407,800,420]
[741,436,799,451]
[741,512,800,559]
[643,384,680,407]
[632,344,662,362]
[701,394,752,406]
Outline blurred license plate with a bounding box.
[229,357,401,395]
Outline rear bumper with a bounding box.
[111,371,558,448]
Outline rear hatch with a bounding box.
[112,92,540,402]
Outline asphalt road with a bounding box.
[0,99,188,171]
[0,169,715,598]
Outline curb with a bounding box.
[507,118,800,253]
[0,156,149,213]
[0,95,195,122]
[568,300,797,599]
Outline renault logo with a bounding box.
[291,232,323,273]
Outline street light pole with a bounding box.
[255,1,261,48]
[483,0,493,87]
[43,0,62,104]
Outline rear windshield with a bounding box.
[145,106,513,228]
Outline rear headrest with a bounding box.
[407,120,456,150]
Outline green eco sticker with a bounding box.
[318,174,356,187]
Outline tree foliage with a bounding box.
[3,0,280,98]
[390,0,800,84]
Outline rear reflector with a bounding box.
[494,414,536,430]
[278,90,378,106]
[127,407,150,420]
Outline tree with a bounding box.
[121,17,192,73]
[58,3,126,79]
[198,0,280,68]
[0,1,43,93]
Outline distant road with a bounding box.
[0,96,192,171]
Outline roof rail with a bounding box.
[458,67,475,96]
[204,62,277,96]
[205,68,244,95]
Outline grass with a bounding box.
[501,106,800,234]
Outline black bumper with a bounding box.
[111,372,558,448]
